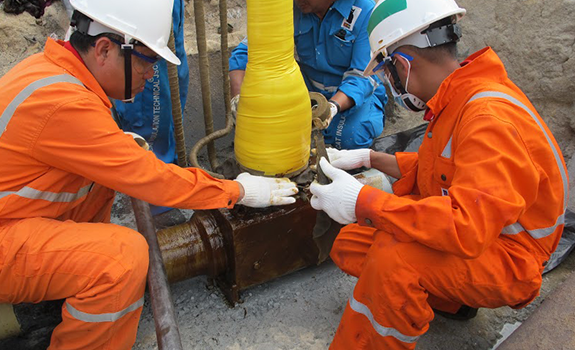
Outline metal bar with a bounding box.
[167,29,188,167]
[193,0,218,170]
[219,0,231,114]
[130,198,183,350]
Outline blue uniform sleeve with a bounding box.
[337,8,382,113]
[229,38,249,71]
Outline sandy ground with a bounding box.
[109,166,575,350]
[122,250,575,350]
[2,1,575,349]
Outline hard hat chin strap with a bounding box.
[70,10,135,102]
[121,43,134,103]
[386,55,426,112]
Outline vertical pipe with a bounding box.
[220,0,231,117]
[193,0,218,170]
[131,198,183,350]
[167,29,188,167]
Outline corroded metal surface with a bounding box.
[158,210,228,282]
[157,200,340,304]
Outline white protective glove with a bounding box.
[310,158,364,224]
[324,101,339,128]
[234,172,299,208]
[326,148,372,170]
[230,94,240,124]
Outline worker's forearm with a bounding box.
[329,91,354,113]
[229,69,246,97]
[370,151,402,179]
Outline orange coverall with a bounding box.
[0,39,240,349]
[329,47,569,349]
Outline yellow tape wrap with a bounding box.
[234,0,311,176]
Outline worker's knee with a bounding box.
[108,226,149,287]
[365,234,409,278]
[329,224,372,277]
[330,233,348,267]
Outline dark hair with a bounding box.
[406,42,458,63]
[69,31,125,55]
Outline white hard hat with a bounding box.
[364,0,465,76]
[69,0,180,65]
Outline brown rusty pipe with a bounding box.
[188,116,233,179]
[157,210,228,282]
[188,0,234,179]
[193,0,218,171]
[157,200,342,305]
[220,0,231,114]
[131,198,184,350]
[167,29,188,168]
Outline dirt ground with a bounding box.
[1,1,574,349]
[0,0,248,75]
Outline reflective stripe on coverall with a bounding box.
[0,39,240,349]
[329,47,569,349]
[228,0,388,149]
[0,184,148,349]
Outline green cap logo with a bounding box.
[367,0,408,35]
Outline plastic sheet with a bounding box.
[2,0,53,18]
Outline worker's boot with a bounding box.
[433,305,478,321]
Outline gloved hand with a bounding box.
[230,94,240,124]
[234,172,299,208]
[326,148,372,170]
[324,101,339,128]
[328,101,338,118]
[310,158,364,224]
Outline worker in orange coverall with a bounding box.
[309,0,570,348]
[0,0,298,349]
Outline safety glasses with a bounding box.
[372,51,413,95]
[106,37,160,74]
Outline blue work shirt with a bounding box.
[229,0,386,115]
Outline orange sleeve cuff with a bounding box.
[392,152,419,196]
[356,185,392,227]
[224,179,242,208]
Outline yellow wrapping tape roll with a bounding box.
[234,0,311,176]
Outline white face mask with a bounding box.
[375,53,427,112]
[388,80,426,112]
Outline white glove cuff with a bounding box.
[341,180,364,223]
[358,149,372,168]
[235,179,259,206]
[328,101,339,118]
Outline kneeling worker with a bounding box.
[0,0,298,349]
[310,0,569,348]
